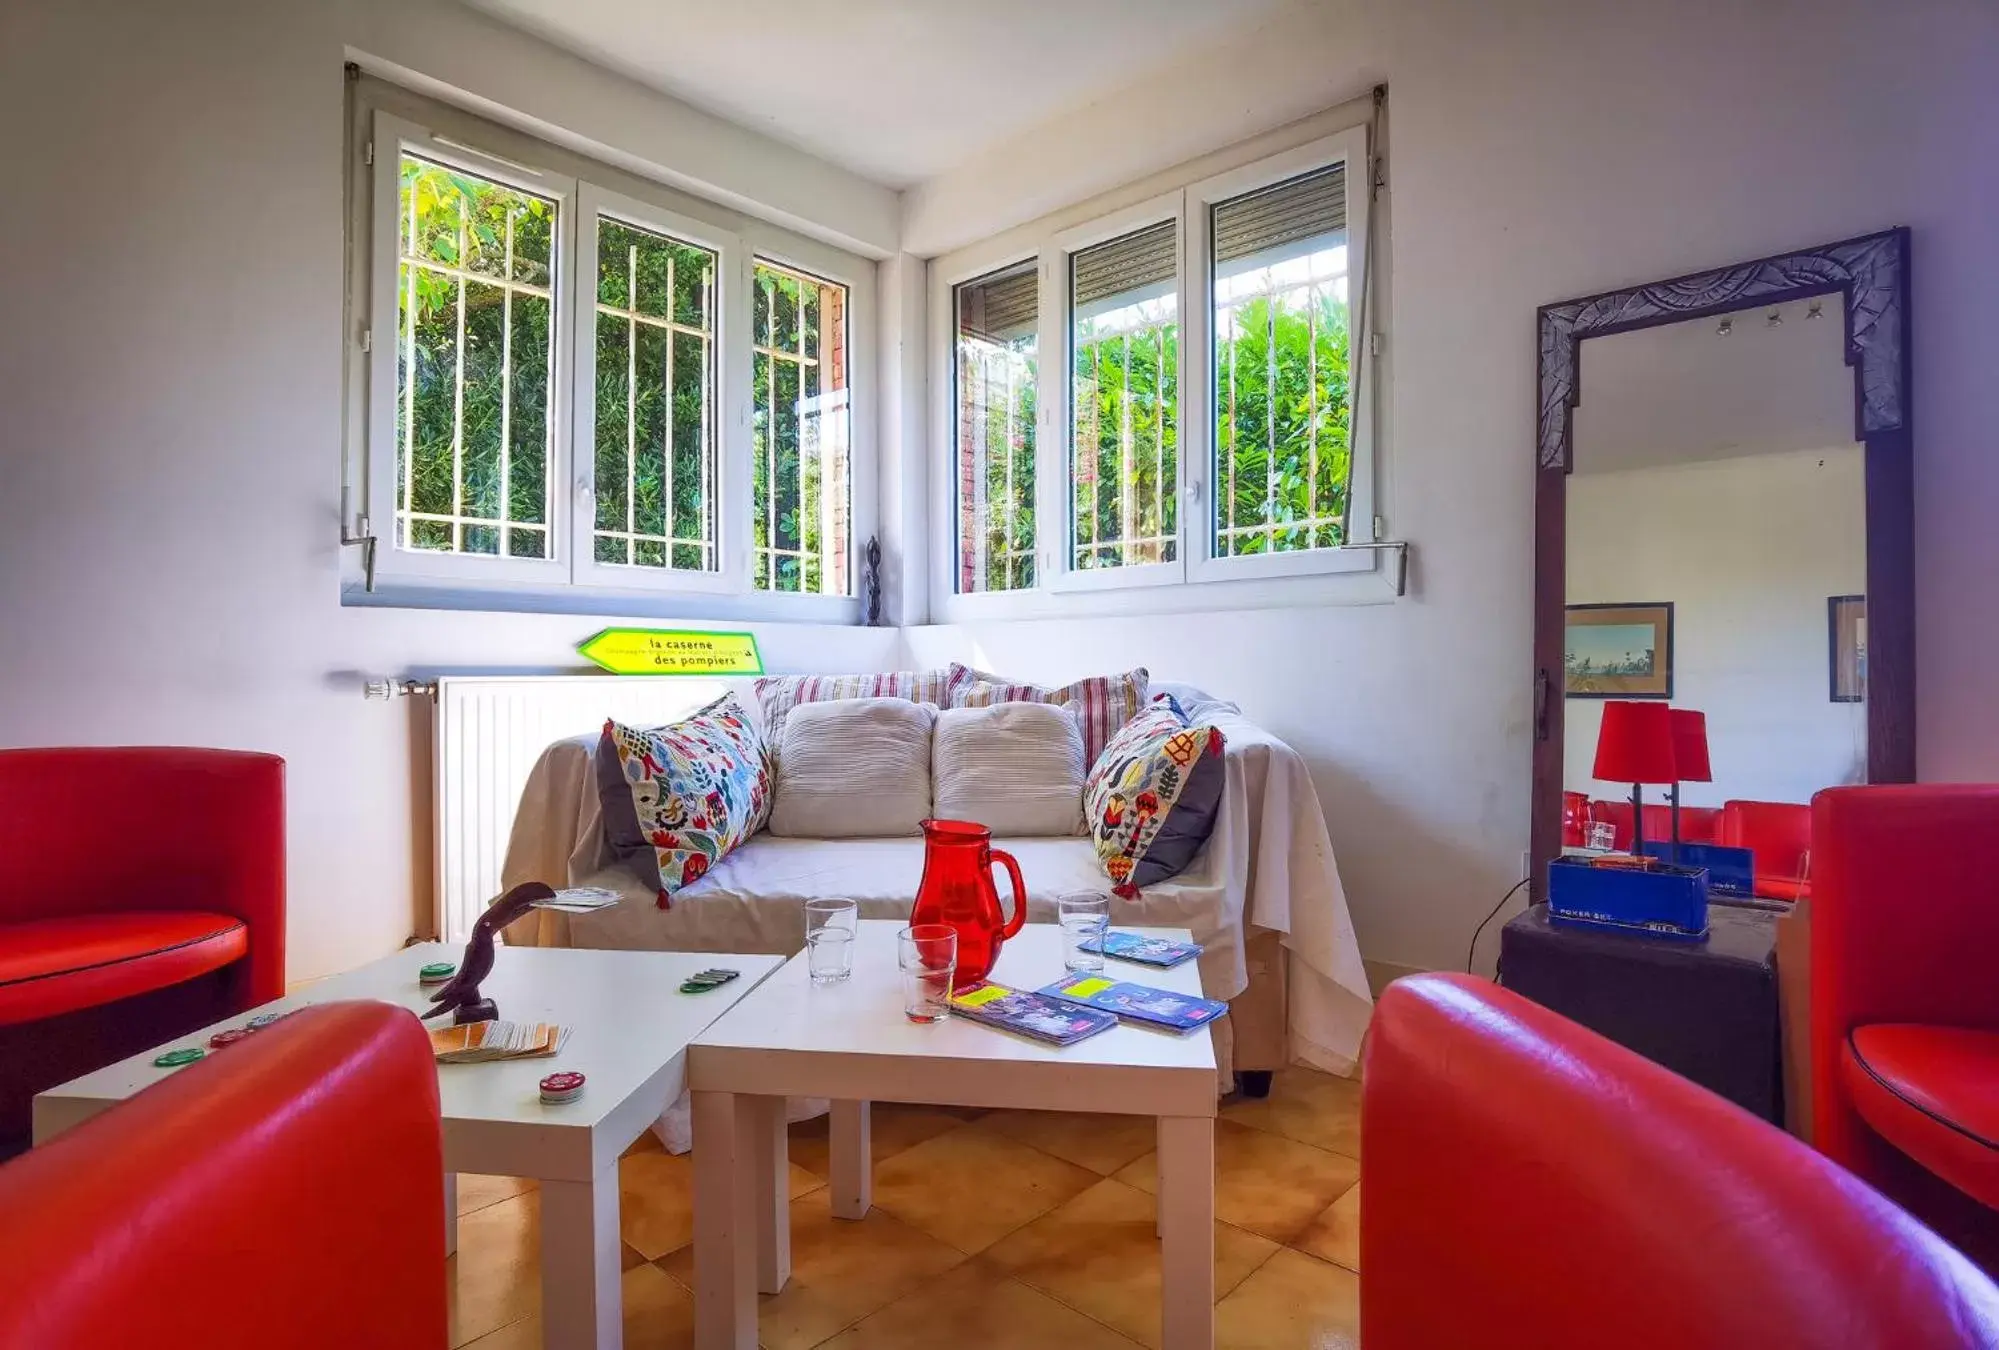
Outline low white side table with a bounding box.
[687,921,1218,1350]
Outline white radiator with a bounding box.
[432,675,738,942]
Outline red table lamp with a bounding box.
[1668,709,1711,861]
[1592,701,1677,858]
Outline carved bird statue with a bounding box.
[423,882,556,1025]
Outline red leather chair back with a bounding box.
[1590,798,1635,848]
[0,1002,446,1350]
[1720,798,1811,881]
[1810,786,1999,1175]
[1587,799,1695,850]
[0,748,286,1006]
[1362,973,1999,1350]
[1678,805,1721,844]
[1561,791,1589,847]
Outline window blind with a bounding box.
[1213,162,1346,266]
[957,263,1038,345]
[1072,220,1178,308]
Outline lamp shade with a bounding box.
[1670,709,1712,783]
[1593,701,1677,784]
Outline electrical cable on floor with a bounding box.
[1466,877,1531,973]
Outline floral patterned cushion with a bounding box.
[595,693,772,907]
[953,667,1149,767]
[1083,696,1226,895]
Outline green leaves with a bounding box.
[1215,286,1351,555]
[395,153,558,554]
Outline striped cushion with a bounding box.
[932,703,1086,836]
[952,667,1150,767]
[754,667,973,744]
[768,698,937,838]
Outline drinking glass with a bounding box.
[1057,891,1111,973]
[1586,821,1617,852]
[898,924,958,1023]
[805,898,857,984]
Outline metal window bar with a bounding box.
[753,261,849,594]
[1072,316,1177,570]
[1212,249,1351,555]
[592,225,718,570]
[396,157,556,556]
[957,340,1036,591]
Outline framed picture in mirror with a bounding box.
[1564,602,1673,698]
[1829,594,1866,702]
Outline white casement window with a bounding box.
[951,261,1039,594]
[353,99,872,618]
[571,187,737,594]
[750,259,854,596]
[933,125,1377,617]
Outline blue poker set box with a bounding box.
[1547,855,1710,940]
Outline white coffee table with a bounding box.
[686,920,1219,1350]
[35,942,782,1350]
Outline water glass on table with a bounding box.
[805,898,857,984]
[1058,892,1111,973]
[898,924,958,1023]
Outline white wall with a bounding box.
[906,0,1999,973]
[1563,449,1868,810]
[4,0,1996,983]
[0,0,900,981]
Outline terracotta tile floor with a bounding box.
[452,1065,1363,1349]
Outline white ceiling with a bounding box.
[457,0,1289,187]
[1571,296,1858,475]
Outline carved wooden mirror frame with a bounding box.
[1529,228,1913,892]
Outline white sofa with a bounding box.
[498,680,1372,1084]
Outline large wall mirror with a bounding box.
[1530,230,1912,893]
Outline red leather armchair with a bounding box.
[0,748,284,1149]
[1587,798,1720,851]
[1720,798,1812,900]
[1562,790,1590,847]
[0,1001,446,1349]
[1811,784,1999,1266]
[1362,973,1999,1349]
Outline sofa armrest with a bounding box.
[0,747,285,1006]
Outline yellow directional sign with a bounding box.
[576,628,764,677]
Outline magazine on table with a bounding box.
[1038,975,1227,1035]
[946,981,1118,1046]
[1079,930,1202,969]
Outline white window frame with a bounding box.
[570,184,743,597]
[927,119,1383,623]
[365,111,576,589]
[350,94,874,622]
[931,238,1048,612]
[1047,192,1187,596]
[1186,128,1375,584]
[739,226,876,613]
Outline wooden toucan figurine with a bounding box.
[423,882,556,1025]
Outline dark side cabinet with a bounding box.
[1498,901,1783,1123]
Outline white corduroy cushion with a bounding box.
[769,698,937,838]
[931,703,1086,837]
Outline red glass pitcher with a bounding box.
[909,819,1026,986]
